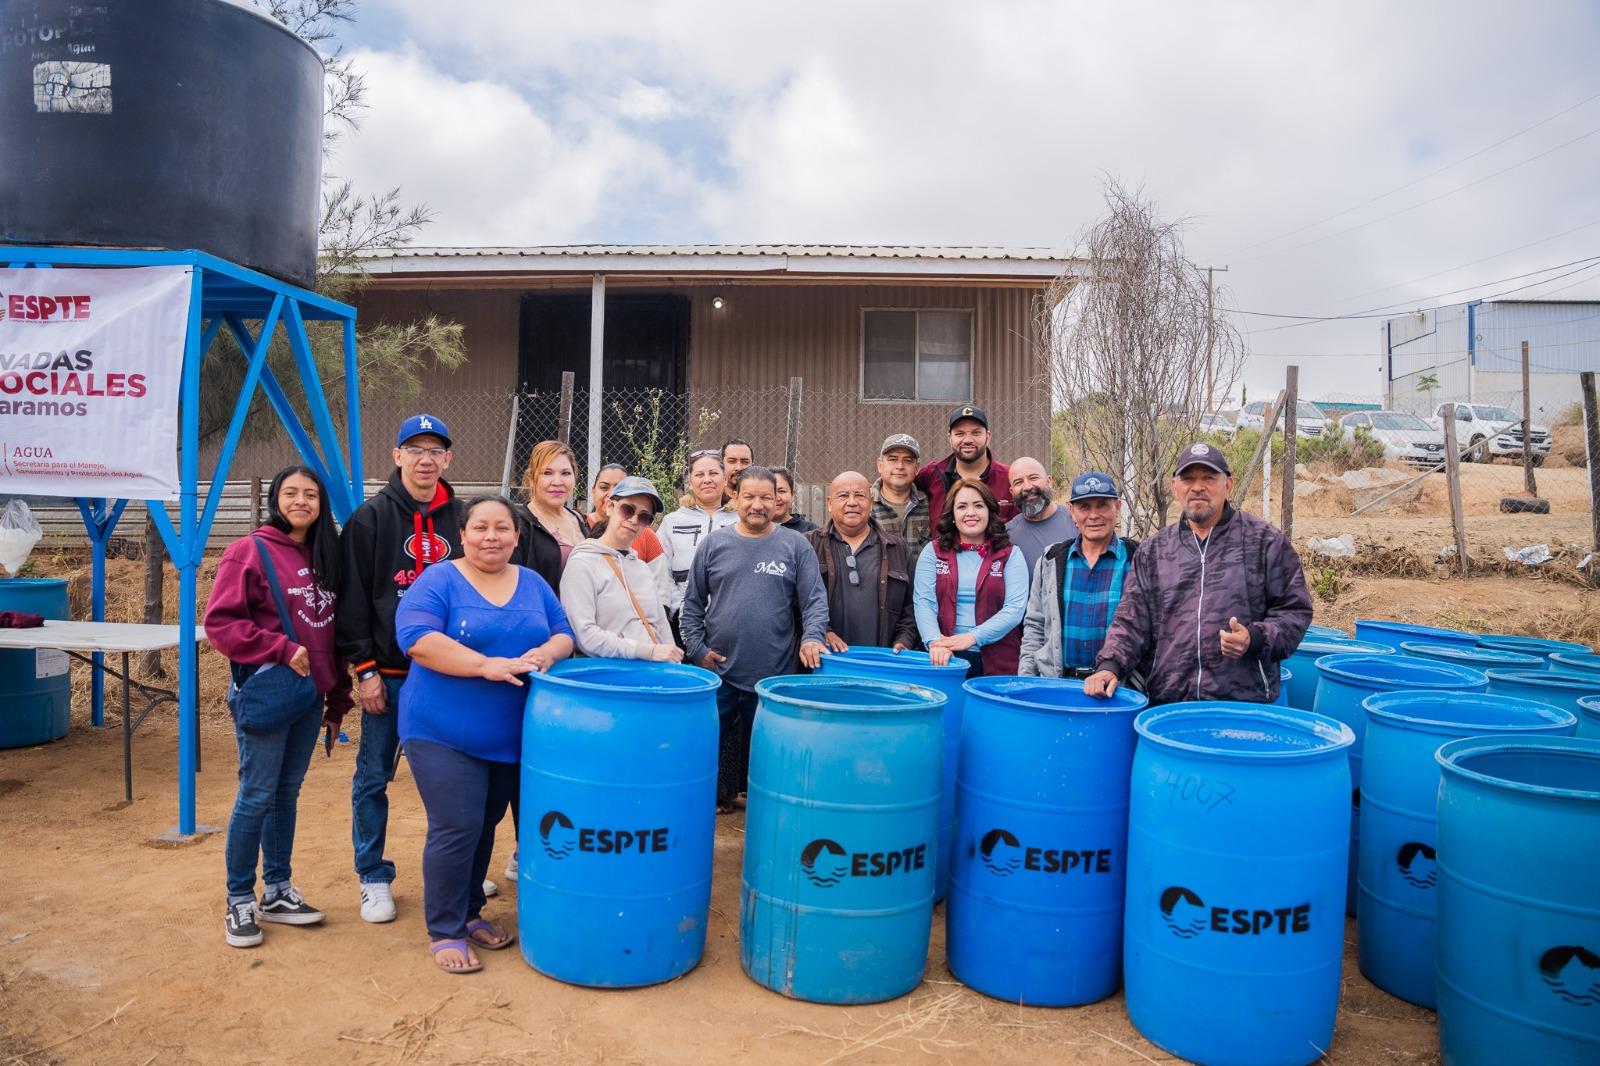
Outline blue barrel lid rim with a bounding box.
[753,674,948,715]
[1293,637,1396,658]
[962,675,1149,714]
[1355,618,1476,641]
[1134,703,1356,762]
[1362,691,1577,736]
[1314,653,1488,691]
[1398,641,1544,669]
[817,647,972,675]
[1476,633,1590,655]
[526,659,723,697]
[1436,734,1600,802]
[1306,623,1349,638]
[1484,668,1600,693]
[1549,651,1600,674]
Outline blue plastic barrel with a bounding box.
[1436,735,1600,1066]
[740,675,944,1004]
[1125,704,1355,1066]
[1306,624,1348,640]
[1313,653,1488,915]
[519,660,720,987]
[1477,633,1590,662]
[1486,669,1600,728]
[945,677,1148,1005]
[1283,637,1392,711]
[814,647,970,901]
[0,578,71,749]
[1580,697,1600,740]
[1357,692,1576,1008]
[1550,651,1600,678]
[1355,618,1478,652]
[1400,640,1544,674]
[1274,667,1292,706]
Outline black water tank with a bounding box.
[0,0,324,287]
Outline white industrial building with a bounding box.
[1384,299,1596,417]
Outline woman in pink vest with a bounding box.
[912,478,1028,675]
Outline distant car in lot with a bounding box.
[1339,410,1446,466]
[1198,412,1233,435]
[1427,402,1551,464]
[1234,399,1333,439]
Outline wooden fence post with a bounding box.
[1231,389,1286,507]
[1442,404,1470,575]
[249,476,262,529]
[557,370,575,446]
[1582,371,1600,587]
[1280,365,1299,538]
[1521,340,1538,496]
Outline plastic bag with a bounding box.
[1307,533,1356,559]
[1502,544,1553,566]
[0,499,43,576]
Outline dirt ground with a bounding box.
[4,555,1597,1065]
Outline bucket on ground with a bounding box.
[1400,640,1544,674]
[1436,735,1600,1066]
[740,675,944,1004]
[1124,703,1355,1066]
[519,660,720,988]
[1357,692,1576,1008]
[1354,619,1478,653]
[814,647,970,901]
[1486,670,1600,732]
[1283,637,1393,712]
[1313,653,1488,915]
[1275,667,1292,707]
[0,578,71,749]
[946,677,1148,1006]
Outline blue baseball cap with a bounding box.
[609,475,663,512]
[1069,471,1119,502]
[396,414,452,448]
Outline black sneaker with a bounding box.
[225,900,263,948]
[258,885,326,926]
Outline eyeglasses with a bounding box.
[400,446,448,460]
[831,491,871,502]
[845,553,859,586]
[688,449,720,460]
[615,500,656,525]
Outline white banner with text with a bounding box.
[0,265,191,501]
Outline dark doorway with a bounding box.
[515,292,690,488]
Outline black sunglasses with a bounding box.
[845,553,859,585]
[616,500,656,524]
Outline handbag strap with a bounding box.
[601,553,659,645]
[251,535,301,645]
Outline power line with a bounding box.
[1234,121,1600,265]
[1223,89,1600,258]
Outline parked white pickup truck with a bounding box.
[1428,402,1552,465]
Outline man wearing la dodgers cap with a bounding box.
[1082,442,1312,705]
[1019,471,1139,679]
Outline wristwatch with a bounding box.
[358,668,381,683]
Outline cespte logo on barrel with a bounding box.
[537,808,669,860]
[1158,884,1312,939]
[1395,841,1437,889]
[1539,945,1600,1008]
[976,826,1112,878]
[798,837,927,888]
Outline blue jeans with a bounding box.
[405,738,518,941]
[716,684,759,808]
[225,700,323,900]
[351,676,403,884]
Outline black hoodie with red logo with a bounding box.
[335,469,468,675]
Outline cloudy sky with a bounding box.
[327,1,1600,403]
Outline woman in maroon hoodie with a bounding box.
[205,465,353,948]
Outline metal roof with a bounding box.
[355,244,1080,281]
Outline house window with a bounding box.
[861,309,973,402]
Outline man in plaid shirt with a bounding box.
[1019,471,1138,679]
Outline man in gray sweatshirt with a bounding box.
[681,466,828,812]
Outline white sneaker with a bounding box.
[505,852,519,881]
[359,881,396,923]
[482,878,499,898]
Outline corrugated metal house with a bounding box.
[1384,299,1598,417]
[348,245,1077,487]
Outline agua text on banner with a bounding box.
[0,265,190,501]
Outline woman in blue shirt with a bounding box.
[395,495,574,974]
[913,479,1028,675]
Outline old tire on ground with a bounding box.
[1498,497,1550,514]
